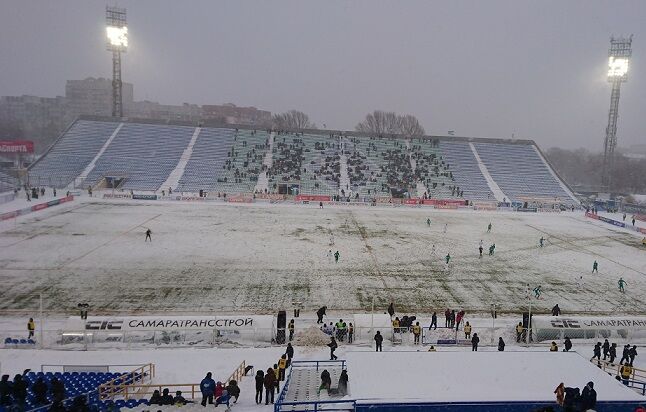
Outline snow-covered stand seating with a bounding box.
[3,337,36,348]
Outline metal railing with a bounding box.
[591,358,646,382]
[226,360,248,383]
[98,363,155,400]
[290,360,346,372]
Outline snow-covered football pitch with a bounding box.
[0,198,644,314]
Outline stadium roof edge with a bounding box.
[76,115,538,147]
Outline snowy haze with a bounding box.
[0,1,645,149]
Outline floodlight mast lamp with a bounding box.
[106,6,127,118]
[602,35,632,190]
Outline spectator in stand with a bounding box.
[70,395,89,411]
[12,375,27,410]
[580,382,597,411]
[564,337,572,352]
[149,390,163,405]
[320,370,331,392]
[226,380,240,403]
[278,355,287,381]
[0,375,12,406]
[255,370,265,404]
[273,364,280,394]
[33,377,48,405]
[338,370,349,396]
[263,367,276,405]
[374,331,383,352]
[200,372,215,406]
[173,391,190,405]
[160,388,174,405]
[286,343,294,366]
[214,381,224,401]
[51,378,65,403]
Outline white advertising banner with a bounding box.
[65,315,275,332]
[533,316,646,331]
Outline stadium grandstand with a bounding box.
[26,117,578,206]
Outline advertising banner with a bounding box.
[65,315,275,332]
[103,193,132,199]
[295,195,331,202]
[516,207,538,213]
[132,194,158,200]
[585,212,600,220]
[0,140,34,153]
[533,316,646,331]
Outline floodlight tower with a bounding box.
[106,6,128,118]
[602,35,632,190]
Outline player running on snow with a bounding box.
[539,237,544,248]
[445,253,451,265]
[431,244,436,255]
[443,223,448,233]
[487,222,492,233]
[618,278,626,293]
[145,228,152,242]
[533,285,542,299]
[488,244,496,256]
[592,260,598,273]
[478,244,483,258]
[334,251,340,263]
[426,218,431,227]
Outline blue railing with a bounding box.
[290,360,346,371]
[277,399,356,412]
[626,379,646,396]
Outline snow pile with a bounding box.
[295,326,330,347]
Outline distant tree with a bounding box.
[272,110,315,130]
[355,111,425,137]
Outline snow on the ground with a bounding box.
[1,197,645,314]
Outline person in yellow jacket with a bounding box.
[273,364,280,394]
[278,355,287,381]
[427,345,437,352]
[550,341,558,352]
[27,318,35,339]
[516,322,524,342]
[464,322,472,339]
[412,322,422,344]
[392,317,400,333]
[620,363,633,385]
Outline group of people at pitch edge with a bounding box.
[198,373,241,408]
[554,381,597,412]
[251,343,295,405]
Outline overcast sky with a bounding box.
[1,1,644,149]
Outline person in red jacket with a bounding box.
[263,368,276,405]
[455,311,465,331]
[214,382,224,399]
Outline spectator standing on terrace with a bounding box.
[338,370,349,395]
[609,343,617,364]
[387,302,395,318]
[226,380,240,403]
[498,337,505,351]
[200,372,215,406]
[316,306,327,324]
[564,337,572,352]
[145,228,152,242]
[33,377,48,405]
[516,322,524,342]
[288,319,295,341]
[580,382,597,411]
[430,312,437,330]
[161,388,174,405]
[263,368,276,405]
[592,342,601,361]
[27,318,35,339]
[278,355,287,381]
[592,260,598,273]
[412,322,421,344]
[455,310,465,330]
[348,323,354,343]
[450,310,456,328]
[471,333,479,351]
[286,342,294,365]
[463,322,472,339]
[255,370,265,404]
[602,339,610,359]
[328,337,338,360]
[12,375,27,410]
[374,331,383,351]
[51,378,65,403]
[0,375,11,406]
[630,345,638,365]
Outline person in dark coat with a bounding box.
[51,377,65,403]
[226,380,240,403]
[602,339,610,359]
[374,331,383,352]
[149,390,163,405]
[33,377,48,405]
[160,388,174,405]
[592,342,601,360]
[200,372,216,406]
[387,302,395,318]
[70,395,90,412]
[620,344,631,364]
[286,343,295,365]
[316,306,327,324]
[563,337,572,352]
[255,370,265,404]
[173,391,190,405]
[551,304,561,316]
[320,370,331,391]
[264,368,276,405]
[0,375,12,406]
[630,345,638,365]
[609,343,617,364]
[580,382,597,411]
[12,375,27,409]
[497,337,505,351]
[563,387,580,412]
[430,312,437,330]
[328,337,338,360]
[338,370,349,395]
[471,333,479,351]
